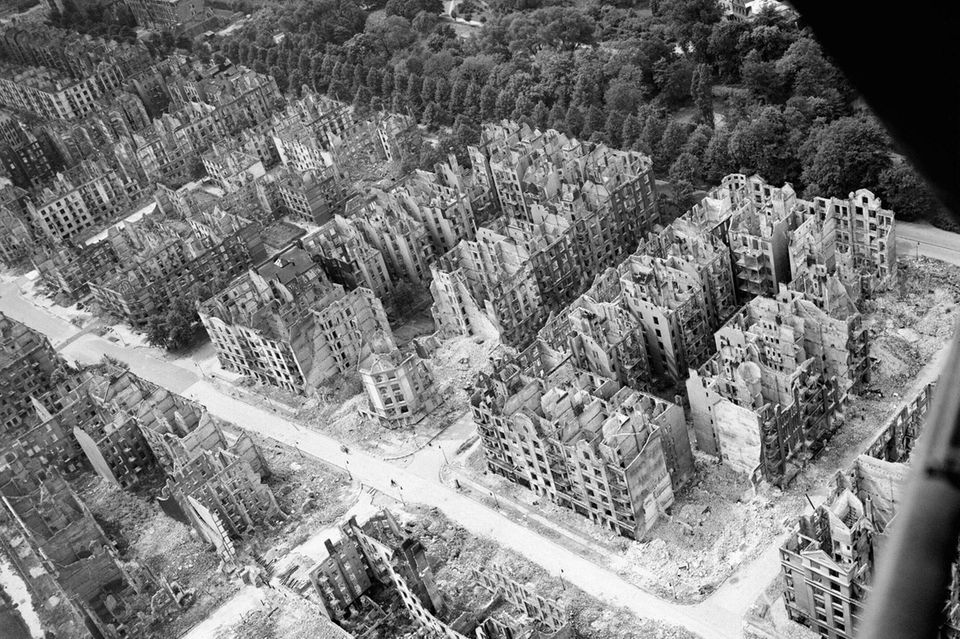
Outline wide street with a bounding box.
[897,221,960,267]
[0,230,955,639]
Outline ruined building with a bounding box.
[288,509,571,639]
[0,456,187,639]
[717,287,869,399]
[431,223,549,346]
[539,288,651,393]
[272,163,349,226]
[538,249,714,385]
[4,359,280,560]
[641,217,739,331]
[0,24,151,120]
[471,347,693,539]
[399,156,495,255]
[672,174,897,305]
[358,336,440,426]
[88,206,265,330]
[432,122,660,348]
[780,455,906,639]
[780,382,958,639]
[200,246,393,393]
[351,188,436,286]
[25,157,142,244]
[33,201,162,300]
[686,292,847,482]
[300,214,393,298]
[0,312,74,437]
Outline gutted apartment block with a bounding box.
[200,246,393,393]
[548,292,651,392]
[0,456,187,639]
[88,205,265,330]
[432,224,546,346]
[359,337,440,426]
[433,122,660,348]
[301,214,393,298]
[400,157,493,254]
[60,362,281,557]
[303,509,449,632]
[293,508,570,639]
[642,217,739,331]
[780,455,906,639]
[0,24,151,120]
[471,347,693,539]
[780,382,955,639]
[686,300,845,482]
[352,188,436,285]
[0,312,72,437]
[273,163,348,226]
[25,158,141,243]
[717,287,869,398]
[792,188,898,298]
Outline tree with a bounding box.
[707,19,749,83]
[878,163,942,224]
[658,0,722,57]
[479,83,499,121]
[638,109,667,157]
[582,105,604,139]
[728,105,802,186]
[604,111,623,147]
[412,9,439,33]
[546,100,565,129]
[741,50,788,103]
[188,156,206,180]
[564,104,585,137]
[654,58,694,109]
[702,125,733,183]
[621,113,643,150]
[799,116,891,197]
[690,63,714,126]
[657,120,689,173]
[146,298,201,351]
[669,151,700,185]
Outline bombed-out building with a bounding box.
[200,246,393,393]
[0,455,187,639]
[88,205,265,330]
[686,306,846,483]
[471,347,693,539]
[283,508,572,639]
[780,382,958,639]
[0,312,74,438]
[432,122,660,348]
[300,214,393,298]
[358,336,440,426]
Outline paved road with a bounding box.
[897,221,960,266]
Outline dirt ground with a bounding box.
[451,257,960,603]
[398,504,699,639]
[241,430,359,558]
[75,475,240,638]
[214,588,348,639]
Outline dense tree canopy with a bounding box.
[142,0,939,226]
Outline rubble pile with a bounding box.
[246,432,355,556]
[614,458,804,602]
[215,589,342,639]
[402,506,699,639]
[76,476,239,637]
